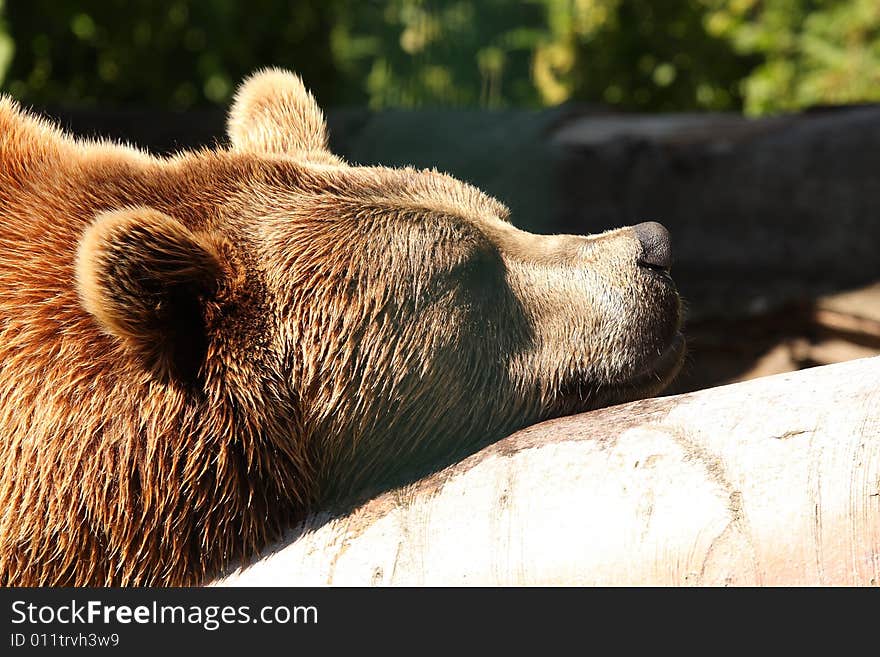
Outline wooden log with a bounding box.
[215,356,880,586]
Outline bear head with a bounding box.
[76,68,683,504]
[0,68,682,585]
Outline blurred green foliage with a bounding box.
[702,0,880,114]
[0,0,877,115]
[0,0,337,108]
[563,0,756,111]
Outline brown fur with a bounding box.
[0,68,682,586]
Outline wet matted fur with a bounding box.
[0,69,683,585]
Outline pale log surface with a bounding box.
[215,356,880,586]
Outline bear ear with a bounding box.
[227,67,334,159]
[76,207,231,383]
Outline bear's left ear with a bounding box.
[227,67,336,161]
[76,207,237,383]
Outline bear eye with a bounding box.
[413,216,504,300]
[446,243,504,297]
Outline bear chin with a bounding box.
[549,331,686,419]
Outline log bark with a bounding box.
[215,356,880,586]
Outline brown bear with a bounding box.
[0,69,683,586]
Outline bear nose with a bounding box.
[633,221,672,271]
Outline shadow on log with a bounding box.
[216,356,880,586]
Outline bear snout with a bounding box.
[633,221,672,272]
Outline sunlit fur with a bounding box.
[0,68,682,586]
